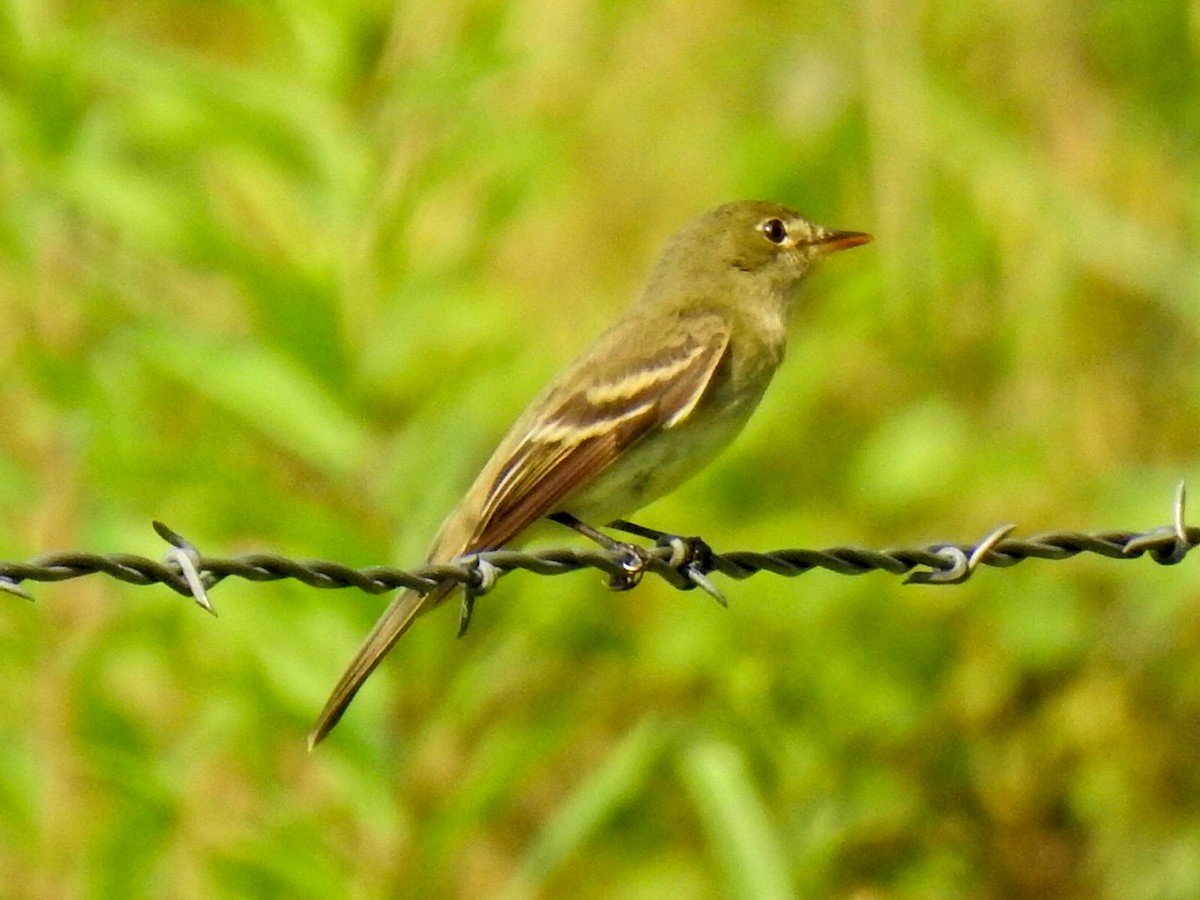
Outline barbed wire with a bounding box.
[0,483,1193,618]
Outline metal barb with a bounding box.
[905,546,969,585]
[905,523,1015,585]
[153,521,217,615]
[457,593,475,637]
[969,523,1017,571]
[457,557,500,637]
[660,535,689,569]
[0,576,33,601]
[684,566,728,606]
[1159,480,1193,565]
[1121,481,1195,565]
[655,534,727,606]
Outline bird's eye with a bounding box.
[761,218,788,244]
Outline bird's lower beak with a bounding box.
[814,229,873,253]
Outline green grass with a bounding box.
[2,1,1199,897]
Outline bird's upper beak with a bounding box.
[813,229,873,254]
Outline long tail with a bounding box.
[308,582,453,748]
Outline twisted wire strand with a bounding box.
[0,483,1194,612]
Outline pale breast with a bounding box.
[554,384,764,525]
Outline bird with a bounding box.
[309,199,871,747]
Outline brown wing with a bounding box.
[467,322,731,551]
[309,319,731,747]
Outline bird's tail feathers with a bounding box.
[307,582,452,749]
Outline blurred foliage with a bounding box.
[1,0,1199,897]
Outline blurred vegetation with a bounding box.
[1,0,1199,897]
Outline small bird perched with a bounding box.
[309,200,870,746]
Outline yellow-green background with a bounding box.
[2,1,1199,897]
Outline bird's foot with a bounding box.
[548,511,651,590]
[610,520,726,606]
[549,513,726,604]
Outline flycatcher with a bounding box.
[310,199,871,746]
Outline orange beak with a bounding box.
[814,229,873,253]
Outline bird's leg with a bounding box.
[603,519,668,542]
[547,511,650,590]
[549,513,726,604]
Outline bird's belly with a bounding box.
[554,395,758,526]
